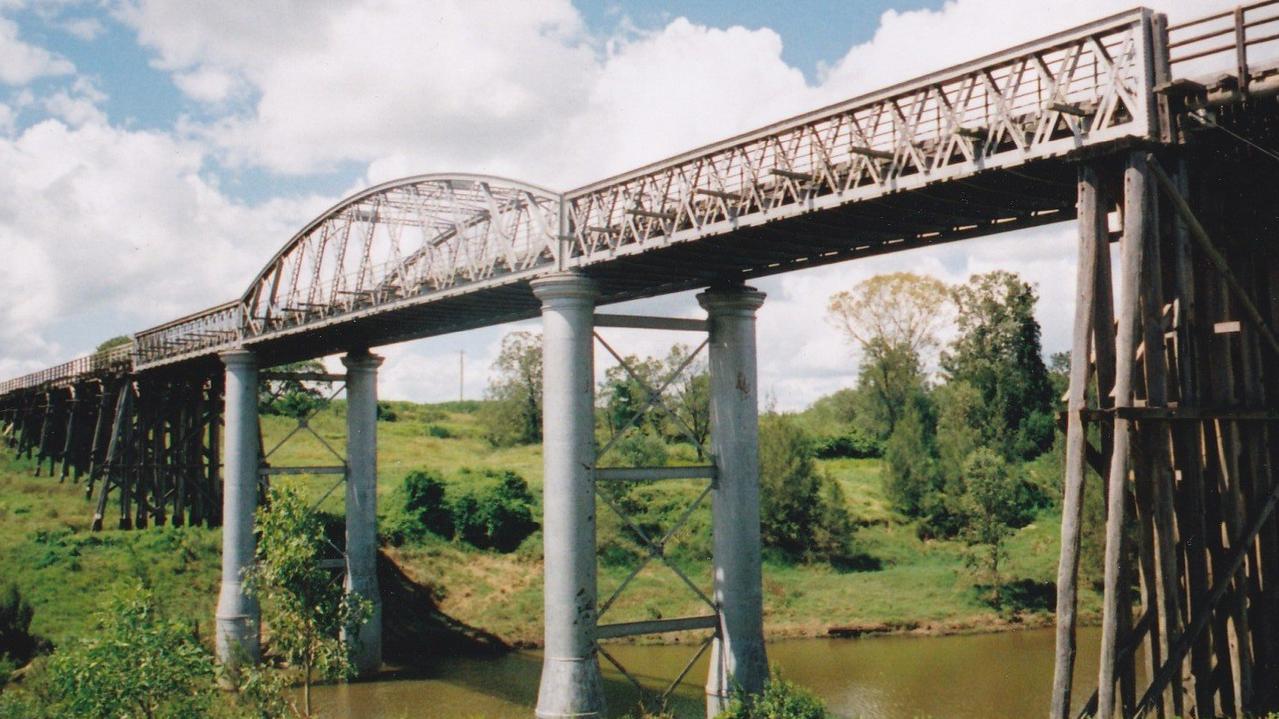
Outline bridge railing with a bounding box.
[562,9,1159,267]
[0,343,133,394]
[1167,0,1279,82]
[133,300,243,368]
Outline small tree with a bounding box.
[882,402,938,517]
[246,488,370,718]
[758,414,852,562]
[663,344,711,458]
[259,360,330,418]
[480,331,543,446]
[960,448,1022,605]
[46,585,217,719]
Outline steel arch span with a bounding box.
[132,173,563,369]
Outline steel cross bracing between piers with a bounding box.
[258,373,352,570]
[0,5,1188,393]
[591,317,718,709]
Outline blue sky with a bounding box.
[0,0,1234,407]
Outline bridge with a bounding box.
[2,3,1278,717]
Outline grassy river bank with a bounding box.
[0,400,1094,659]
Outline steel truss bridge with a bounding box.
[3,3,1279,718]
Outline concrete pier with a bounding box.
[342,351,383,676]
[215,349,261,666]
[532,272,606,719]
[699,285,769,716]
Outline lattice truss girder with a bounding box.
[592,324,717,707]
[562,10,1154,263]
[245,176,560,334]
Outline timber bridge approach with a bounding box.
[2,4,1279,718]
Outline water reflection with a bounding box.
[310,626,1102,718]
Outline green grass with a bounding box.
[0,399,1093,655]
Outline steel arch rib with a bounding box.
[240,173,563,340]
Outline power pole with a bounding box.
[458,350,465,402]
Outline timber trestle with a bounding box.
[0,369,225,530]
[1051,118,1279,717]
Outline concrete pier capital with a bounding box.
[696,284,767,317]
[219,348,257,367]
[531,271,599,306]
[341,350,384,372]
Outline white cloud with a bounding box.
[41,76,107,126]
[172,66,237,103]
[60,16,104,41]
[0,115,327,370]
[0,15,74,85]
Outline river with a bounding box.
[311,626,1103,718]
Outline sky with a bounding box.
[0,0,1239,411]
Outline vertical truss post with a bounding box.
[216,349,261,667]
[342,350,384,676]
[698,285,769,717]
[532,271,606,719]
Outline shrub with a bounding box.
[717,676,830,719]
[453,470,539,552]
[812,428,882,459]
[46,585,218,719]
[425,424,451,438]
[0,583,42,668]
[882,404,939,517]
[402,469,455,539]
[609,428,668,468]
[377,402,399,422]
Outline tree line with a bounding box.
[828,270,1066,601]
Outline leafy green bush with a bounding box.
[717,676,830,719]
[425,424,452,438]
[812,428,882,459]
[609,427,669,468]
[401,469,455,541]
[452,470,539,552]
[377,401,399,422]
[0,583,42,670]
[247,488,370,716]
[46,585,217,719]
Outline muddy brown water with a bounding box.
[310,626,1103,718]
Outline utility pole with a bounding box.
[458,350,464,402]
